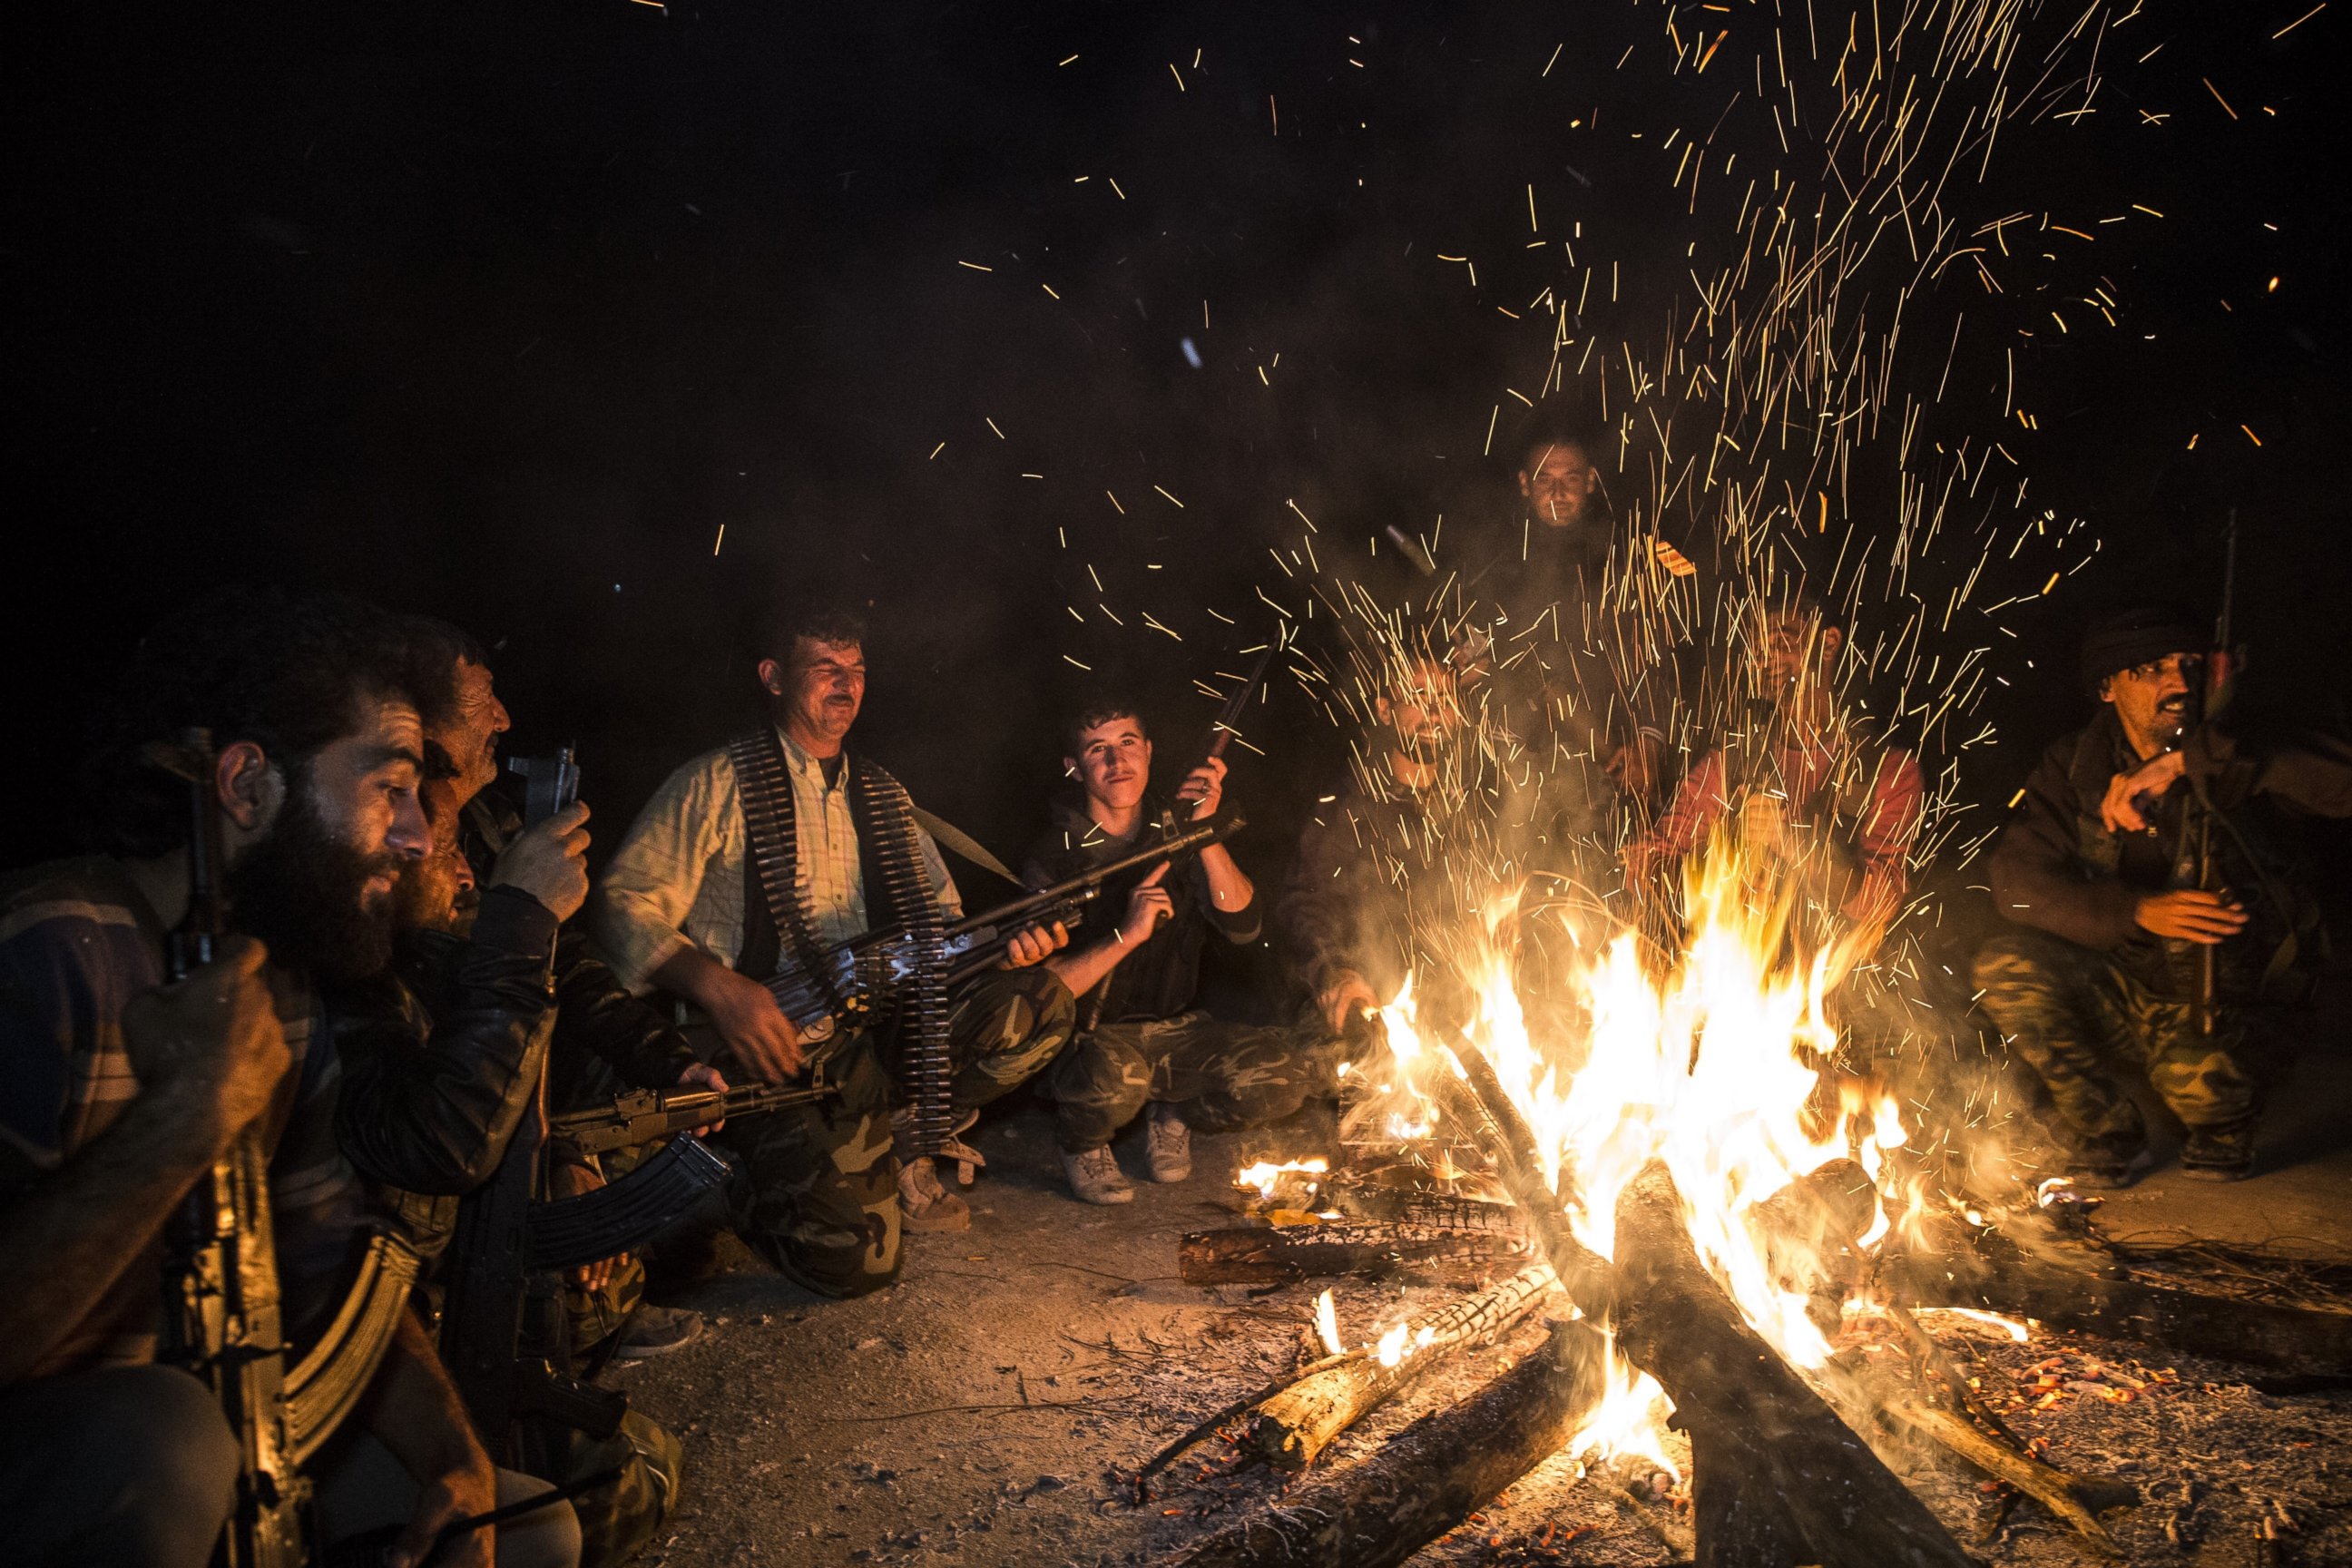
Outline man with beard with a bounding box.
[1451,426,1692,847]
[1975,604,2352,1186]
[593,602,1072,1288]
[1025,701,1334,1205]
[1279,650,1485,1039]
[390,621,716,1363]
[0,590,578,1568]
[1627,595,1924,934]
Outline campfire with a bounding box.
[1142,832,2352,1567]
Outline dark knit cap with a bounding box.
[2080,603,2204,692]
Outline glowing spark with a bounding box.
[956,260,994,271]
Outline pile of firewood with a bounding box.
[1146,1044,2352,1568]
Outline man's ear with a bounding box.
[1514,471,1533,499]
[1819,625,1843,662]
[1062,756,1079,780]
[214,742,279,835]
[756,657,786,698]
[2098,677,2118,706]
[1374,693,1395,724]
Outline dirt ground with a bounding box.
[615,1039,2352,1568]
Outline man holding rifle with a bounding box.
[593,601,1072,1284]
[1024,699,1333,1205]
[0,590,578,1568]
[1976,603,2352,1186]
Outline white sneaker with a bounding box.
[1063,1145,1135,1205]
[1144,1104,1192,1183]
[898,1155,972,1231]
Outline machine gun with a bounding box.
[766,809,1247,1046]
[148,730,420,1568]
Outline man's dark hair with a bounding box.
[397,615,487,734]
[1514,422,1604,475]
[756,600,868,665]
[1771,587,1847,635]
[1063,697,1147,759]
[78,588,430,858]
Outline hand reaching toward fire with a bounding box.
[1318,968,1380,1037]
[1739,793,1788,858]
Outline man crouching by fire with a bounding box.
[1024,698,1337,1205]
[1627,592,1925,938]
[1279,646,1488,1043]
[1975,604,2351,1187]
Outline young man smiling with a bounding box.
[1026,700,1336,1205]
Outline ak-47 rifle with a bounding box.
[768,809,1248,1047]
[2187,512,2240,1038]
[150,730,422,1568]
[548,1076,838,1157]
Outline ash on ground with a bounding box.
[616,1105,2352,1567]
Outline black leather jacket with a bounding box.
[328,886,561,1256]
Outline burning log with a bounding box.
[1431,1031,1971,1568]
[1246,1262,1557,1469]
[1890,1225,2352,1376]
[1171,1319,1608,1568]
[1313,1180,1526,1238]
[1612,1163,1975,1568]
[1176,1223,1528,1287]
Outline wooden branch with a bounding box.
[1177,1224,1529,1287]
[1247,1263,1557,1470]
[1887,1225,2352,1376]
[1612,1163,1975,1568]
[1424,1028,1969,1568]
[1315,1181,1527,1237]
[1879,1396,2136,1552]
[1171,1320,1607,1568]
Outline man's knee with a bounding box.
[0,1365,240,1568]
[489,1469,583,1568]
[1971,927,2074,995]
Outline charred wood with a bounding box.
[1176,1224,1529,1287]
[1171,1320,1607,1568]
[1890,1224,2352,1376]
[1247,1262,1557,1469]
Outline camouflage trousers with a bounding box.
[710,967,1073,1298]
[1972,927,2268,1162]
[1048,1009,1340,1152]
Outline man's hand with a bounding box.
[548,1159,622,1290]
[490,801,593,921]
[700,966,805,1082]
[386,1463,499,1568]
[1118,863,1176,947]
[121,935,290,1141]
[1606,733,1663,798]
[1739,794,1788,858]
[679,1061,727,1133]
[1003,920,1071,969]
[2102,750,2187,835]
[2135,888,2249,945]
[1318,968,1380,1037]
[1175,758,1227,821]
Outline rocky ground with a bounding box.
[615,1037,2352,1568]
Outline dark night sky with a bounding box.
[7,0,2347,887]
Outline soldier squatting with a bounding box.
[1,426,2346,1566]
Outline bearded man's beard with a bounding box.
[228,782,406,983]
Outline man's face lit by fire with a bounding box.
[1067,716,1152,816]
[394,777,476,936]
[764,637,866,753]
[1753,610,1842,703]
[440,657,512,807]
[228,695,433,981]
[2101,651,2201,755]
[1518,442,1600,530]
[1377,659,1461,761]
